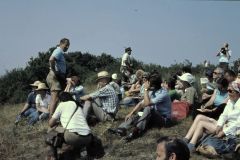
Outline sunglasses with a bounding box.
[213,72,220,75]
[227,89,236,93]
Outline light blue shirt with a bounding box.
[214,89,228,107]
[149,88,172,118]
[51,47,66,74]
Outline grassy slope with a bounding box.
[0,104,217,160]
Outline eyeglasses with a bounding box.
[213,72,220,75]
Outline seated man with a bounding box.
[81,71,118,122]
[47,92,92,160]
[15,80,41,124]
[156,137,190,160]
[108,74,172,142]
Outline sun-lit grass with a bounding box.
[0,103,218,160]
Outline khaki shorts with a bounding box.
[46,70,61,91]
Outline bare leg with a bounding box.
[49,91,59,116]
[185,114,211,140]
[189,121,217,145]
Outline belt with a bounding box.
[73,132,91,137]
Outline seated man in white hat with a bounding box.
[15,80,41,124]
[81,71,119,122]
[110,73,122,101]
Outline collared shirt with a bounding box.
[149,88,172,119]
[35,93,51,109]
[50,47,66,74]
[181,86,198,105]
[217,98,240,136]
[90,84,118,114]
[53,101,91,135]
[121,52,131,67]
[69,85,84,102]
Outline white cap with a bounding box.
[200,78,209,85]
[178,73,195,85]
[112,73,118,80]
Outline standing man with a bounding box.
[120,47,133,81]
[46,38,70,116]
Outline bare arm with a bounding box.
[49,56,56,72]
[202,90,217,109]
[49,117,58,128]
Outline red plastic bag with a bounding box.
[171,101,190,121]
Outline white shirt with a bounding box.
[35,94,51,109]
[121,52,130,66]
[53,101,91,135]
[217,98,240,136]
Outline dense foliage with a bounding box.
[0,47,239,105]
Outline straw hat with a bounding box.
[36,83,49,90]
[112,73,118,80]
[30,80,41,87]
[96,71,110,81]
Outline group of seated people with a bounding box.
[15,65,240,159]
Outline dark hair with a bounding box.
[225,70,236,78]
[220,47,226,54]
[71,76,81,86]
[168,78,176,90]
[182,66,192,74]
[216,77,229,89]
[157,136,190,160]
[59,92,74,102]
[60,38,70,44]
[58,92,82,107]
[149,74,162,90]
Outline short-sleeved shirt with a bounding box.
[149,88,172,119]
[218,50,231,63]
[53,101,91,135]
[50,47,66,74]
[121,53,131,67]
[27,91,37,108]
[181,86,198,105]
[109,81,121,95]
[90,84,118,114]
[69,85,84,102]
[35,94,51,109]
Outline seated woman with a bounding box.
[64,76,84,102]
[195,77,229,119]
[28,83,51,125]
[183,81,240,152]
[120,69,144,107]
[47,92,92,160]
[173,73,198,107]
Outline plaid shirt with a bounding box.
[90,84,118,114]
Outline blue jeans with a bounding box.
[23,108,37,117]
[28,111,49,125]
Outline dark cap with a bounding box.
[125,47,132,52]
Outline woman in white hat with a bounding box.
[28,83,51,125]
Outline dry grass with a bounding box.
[0,104,219,160]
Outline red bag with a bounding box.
[171,101,190,121]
